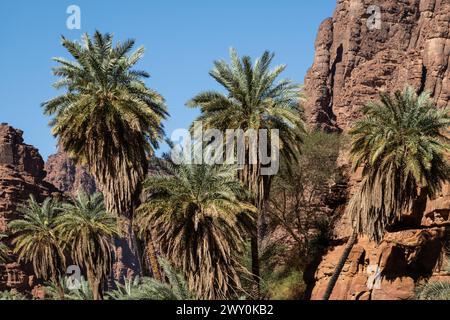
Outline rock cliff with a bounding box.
[0,123,60,291]
[304,0,450,300]
[304,0,449,132]
[44,148,96,196]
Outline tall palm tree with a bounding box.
[187,48,305,293]
[137,164,255,299]
[323,86,450,300]
[42,31,168,278]
[56,192,118,300]
[0,234,9,264]
[8,197,66,298]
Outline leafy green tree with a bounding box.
[8,197,66,298]
[268,132,343,262]
[42,31,168,276]
[324,86,450,300]
[137,164,255,299]
[187,48,305,294]
[56,192,118,300]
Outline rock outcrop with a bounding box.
[0,123,60,291]
[304,0,450,132]
[45,148,96,196]
[305,0,450,300]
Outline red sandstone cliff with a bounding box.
[0,123,60,291]
[44,148,96,196]
[304,0,450,300]
[305,0,449,132]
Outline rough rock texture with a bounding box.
[304,0,450,132]
[0,123,60,292]
[305,0,450,300]
[44,148,96,196]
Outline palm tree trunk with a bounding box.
[87,270,102,300]
[322,231,357,300]
[146,233,162,281]
[250,231,260,298]
[113,215,142,282]
[51,274,64,300]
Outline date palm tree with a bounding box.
[137,164,255,299]
[323,86,450,300]
[8,197,66,298]
[56,192,118,300]
[42,31,168,278]
[187,48,305,294]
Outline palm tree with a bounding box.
[0,234,9,264]
[323,86,450,300]
[8,197,66,298]
[56,192,118,300]
[42,31,168,278]
[137,163,255,299]
[187,48,305,293]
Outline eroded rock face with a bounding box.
[304,0,450,132]
[44,148,96,196]
[0,123,60,291]
[305,0,450,300]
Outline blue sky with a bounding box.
[0,0,335,159]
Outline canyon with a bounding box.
[0,0,448,300]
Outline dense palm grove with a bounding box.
[0,31,449,300]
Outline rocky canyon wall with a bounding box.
[304,0,449,132]
[304,0,450,300]
[0,123,60,291]
[44,148,96,196]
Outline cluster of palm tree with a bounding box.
[137,163,256,299]
[42,31,168,279]
[38,31,305,300]
[1,30,448,300]
[8,193,117,300]
[187,48,305,296]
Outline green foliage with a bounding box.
[8,196,66,282]
[44,276,94,300]
[0,290,27,300]
[107,258,195,300]
[267,132,343,268]
[239,240,307,300]
[56,191,118,299]
[414,281,450,300]
[187,48,305,208]
[266,270,306,300]
[42,31,168,216]
[137,164,255,299]
[348,86,450,242]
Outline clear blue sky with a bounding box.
[0,0,335,159]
